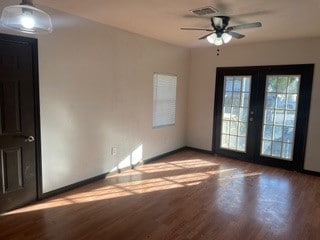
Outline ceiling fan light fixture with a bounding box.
[1,1,53,34]
[207,33,224,46]
[206,33,217,44]
[181,15,262,46]
[222,32,232,43]
[213,37,223,46]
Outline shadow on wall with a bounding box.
[40,58,148,192]
[112,144,144,172]
[41,97,146,192]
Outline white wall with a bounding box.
[187,38,320,172]
[0,4,190,193]
[1,1,319,194]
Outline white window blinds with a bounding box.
[153,73,177,128]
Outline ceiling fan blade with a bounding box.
[230,11,271,21]
[228,31,245,39]
[180,27,213,31]
[199,32,214,40]
[227,22,262,31]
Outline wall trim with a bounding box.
[301,169,320,177]
[185,147,320,176]
[143,147,187,164]
[39,146,320,200]
[184,146,213,155]
[40,147,187,200]
[40,173,108,200]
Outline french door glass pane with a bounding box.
[221,76,251,152]
[261,75,300,160]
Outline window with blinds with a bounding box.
[153,73,177,128]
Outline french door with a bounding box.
[213,65,314,170]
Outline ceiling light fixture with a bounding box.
[221,33,232,43]
[207,32,232,46]
[1,0,53,34]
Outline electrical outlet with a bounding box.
[111,147,117,156]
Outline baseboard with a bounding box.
[38,147,320,201]
[301,169,320,177]
[40,147,188,200]
[40,173,108,200]
[143,147,187,164]
[184,146,213,155]
[186,148,320,176]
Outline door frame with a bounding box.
[0,33,42,200]
[212,64,314,171]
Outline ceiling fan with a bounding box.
[181,16,262,46]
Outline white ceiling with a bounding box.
[38,0,320,48]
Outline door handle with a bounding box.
[15,135,36,142]
[25,136,35,143]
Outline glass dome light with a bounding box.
[20,13,35,29]
[213,37,223,46]
[207,33,217,44]
[207,33,225,46]
[1,0,53,34]
[222,33,232,43]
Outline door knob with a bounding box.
[25,136,35,143]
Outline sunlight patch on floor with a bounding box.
[3,158,234,216]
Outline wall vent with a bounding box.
[190,6,218,16]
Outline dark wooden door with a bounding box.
[213,65,314,171]
[0,34,38,212]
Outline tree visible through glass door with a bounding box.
[221,76,251,152]
[261,75,300,160]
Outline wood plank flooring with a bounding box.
[1,150,320,240]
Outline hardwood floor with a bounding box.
[1,150,320,240]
